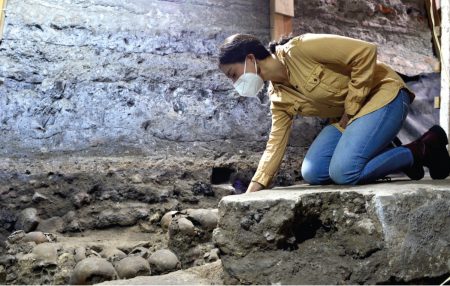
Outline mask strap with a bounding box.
[244,59,247,74]
[254,60,258,74]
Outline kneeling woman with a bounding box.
[218,33,450,193]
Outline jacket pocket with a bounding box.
[304,65,340,94]
[304,65,323,92]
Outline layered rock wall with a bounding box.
[293,0,437,75]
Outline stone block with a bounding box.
[213,180,450,284]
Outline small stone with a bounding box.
[355,218,376,235]
[191,182,214,197]
[15,208,39,232]
[148,249,181,275]
[208,248,220,262]
[130,174,143,184]
[186,208,219,230]
[0,255,16,267]
[23,231,49,244]
[149,212,162,224]
[264,231,275,242]
[32,192,48,203]
[114,256,151,279]
[69,257,118,285]
[204,248,220,263]
[71,192,91,208]
[100,247,126,263]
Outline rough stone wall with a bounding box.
[0,0,321,159]
[293,0,438,75]
[0,0,437,184]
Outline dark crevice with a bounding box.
[210,167,235,185]
[276,207,337,251]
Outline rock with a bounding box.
[0,265,5,284]
[148,249,181,275]
[95,208,149,228]
[32,192,49,203]
[191,182,214,197]
[36,216,64,233]
[23,231,50,244]
[74,247,87,263]
[15,208,39,232]
[7,230,26,244]
[149,212,162,224]
[0,255,16,267]
[114,256,151,279]
[100,247,127,263]
[54,252,76,285]
[97,260,223,285]
[160,211,178,230]
[186,208,219,230]
[71,192,91,208]
[212,184,235,198]
[69,257,118,285]
[130,174,143,184]
[204,248,220,263]
[213,182,450,284]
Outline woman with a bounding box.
[218,33,450,193]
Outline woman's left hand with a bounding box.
[246,181,264,193]
[339,113,350,129]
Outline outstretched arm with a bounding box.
[248,103,294,192]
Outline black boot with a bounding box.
[403,125,450,180]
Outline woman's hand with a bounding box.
[339,113,351,129]
[245,181,264,193]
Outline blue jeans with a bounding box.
[301,89,413,185]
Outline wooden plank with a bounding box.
[270,0,293,41]
[274,0,294,17]
[425,0,441,57]
[0,0,6,41]
[439,0,450,146]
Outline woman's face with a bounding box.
[219,55,257,83]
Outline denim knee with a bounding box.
[328,161,360,185]
[301,161,330,185]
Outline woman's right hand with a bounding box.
[245,181,264,193]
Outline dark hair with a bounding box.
[218,34,271,65]
[268,34,294,54]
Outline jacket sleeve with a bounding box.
[251,102,294,188]
[292,34,377,116]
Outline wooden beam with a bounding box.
[439,0,450,145]
[270,0,294,41]
[0,0,7,41]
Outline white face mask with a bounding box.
[233,59,264,98]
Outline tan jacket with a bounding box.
[251,33,414,187]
